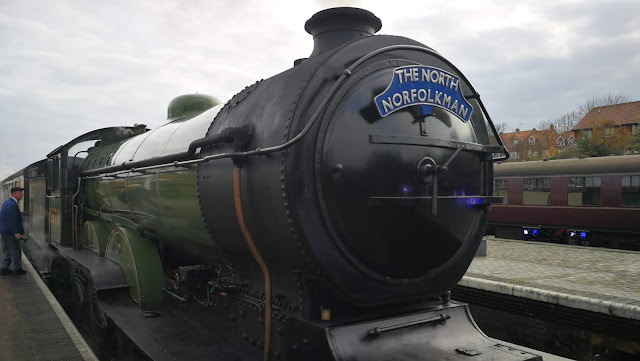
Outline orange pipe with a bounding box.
[233,167,272,361]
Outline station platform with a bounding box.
[455,237,640,360]
[0,244,98,361]
[460,237,640,320]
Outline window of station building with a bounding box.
[621,175,640,207]
[632,124,639,135]
[493,179,509,204]
[568,177,601,206]
[523,178,551,205]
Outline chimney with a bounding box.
[305,7,382,58]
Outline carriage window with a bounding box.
[622,175,640,207]
[568,177,601,206]
[493,179,509,204]
[523,178,550,205]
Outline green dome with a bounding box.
[167,94,222,121]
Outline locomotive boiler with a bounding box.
[6,7,557,361]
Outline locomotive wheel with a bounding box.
[49,257,72,299]
[89,293,109,344]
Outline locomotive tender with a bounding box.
[4,7,556,361]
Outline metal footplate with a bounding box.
[327,302,543,360]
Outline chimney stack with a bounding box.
[305,7,382,58]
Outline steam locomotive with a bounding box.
[3,7,554,361]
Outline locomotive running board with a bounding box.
[54,245,128,290]
[96,293,546,360]
[97,290,261,360]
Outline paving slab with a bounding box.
[0,242,98,361]
[461,238,640,320]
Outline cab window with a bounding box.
[68,135,102,168]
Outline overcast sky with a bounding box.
[1,0,639,178]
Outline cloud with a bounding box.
[0,0,639,177]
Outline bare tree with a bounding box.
[542,92,631,133]
[487,121,510,147]
[493,122,509,134]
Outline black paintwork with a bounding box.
[198,17,495,312]
[6,7,556,361]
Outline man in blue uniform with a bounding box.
[0,187,26,275]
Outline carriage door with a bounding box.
[29,177,47,244]
[46,154,62,244]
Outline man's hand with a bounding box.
[14,233,21,239]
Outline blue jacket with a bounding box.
[0,198,24,236]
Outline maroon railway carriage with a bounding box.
[488,155,640,250]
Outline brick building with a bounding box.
[499,125,574,162]
[500,101,640,162]
[572,100,640,139]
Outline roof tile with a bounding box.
[573,101,640,130]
